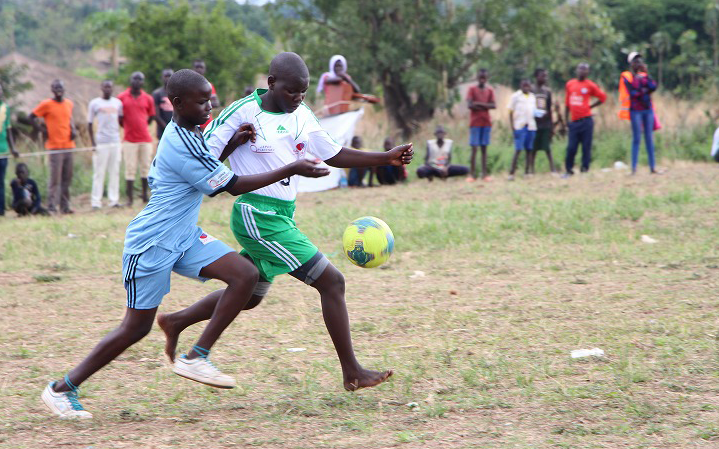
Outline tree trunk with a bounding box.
[382,77,435,139]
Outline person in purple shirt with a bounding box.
[625,53,658,174]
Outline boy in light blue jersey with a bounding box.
[42,69,329,419]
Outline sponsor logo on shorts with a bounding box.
[199,233,217,245]
[250,144,274,154]
[207,169,232,189]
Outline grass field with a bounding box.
[2,162,719,448]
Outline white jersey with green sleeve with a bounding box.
[203,89,342,201]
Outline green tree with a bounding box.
[705,0,719,69]
[83,10,130,76]
[121,0,269,100]
[271,0,484,138]
[650,31,672,87]
[0,63,32,106]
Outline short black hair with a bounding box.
[534,68,546,77]
[166,69,209,100]
[16,162,28,174]
[193,59,205,65]
[269,52,309,80]
[478,68,488,75]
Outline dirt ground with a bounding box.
[2,162,719,448]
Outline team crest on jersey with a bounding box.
[294,142,306,154]
[276,125,288,134]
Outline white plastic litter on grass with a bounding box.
[570,348,605,358]
[286,348,306,352]
[641,235,658,244]
[409,270,425,279]
[614,161,628,170]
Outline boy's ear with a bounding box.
[171,96,182,109]
[267,75,276,90]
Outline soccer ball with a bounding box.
[342,216,395,268]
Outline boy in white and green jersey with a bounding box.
[162,52,413,391]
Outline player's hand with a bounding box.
[229,123,256,147]
[385,143,413,166]
[292,158,330,178]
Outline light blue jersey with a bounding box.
[123,120,236,255]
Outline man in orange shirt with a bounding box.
[562,63,606,178]
[30,79,77,214]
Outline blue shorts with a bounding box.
[122,231,234,309]
[513,127,536,151]
[469,126,491,146]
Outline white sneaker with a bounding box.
[41,382,93,419]
[173,355,236,389]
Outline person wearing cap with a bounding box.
[620,52,658,174]
[416,126,469,181]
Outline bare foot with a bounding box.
[157,313,179,362]
[344,368,393,391]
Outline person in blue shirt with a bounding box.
[42,69,329,419]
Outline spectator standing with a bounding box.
[621,52,658,174]
[0,84,18,216]
[562,63,606,178]
[417,126,469,181]
[193,59,219,130]
[466,69,496,181]
[11,163,46,216]
[507,79,537,180]
[531,68,556,173]
[152,68,174,140]
[118,72,156,205]
[29,79,76,214]
[88,80,123,209]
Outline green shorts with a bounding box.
[533,128,552,152]
[230,193,319,283]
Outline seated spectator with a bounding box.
[417,126,469,181]
[11,163,47,216]
[347,136,375,187]
[376,137,406,185]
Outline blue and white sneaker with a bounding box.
[41,381,92,419]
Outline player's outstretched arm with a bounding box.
[325,143,413,168]
[225,159,329,196]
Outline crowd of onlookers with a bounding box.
[0,50,698,217]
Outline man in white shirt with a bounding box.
[417,125,469,181]
[507,79,537,180]
[88,80,123,208]
[712,126,719,163]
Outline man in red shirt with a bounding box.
[193,59,219,130]
[562,63,606,177]
[466,69,496,181]
[118,71,156,205]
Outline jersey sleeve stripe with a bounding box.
[203,96,254,138]
[176,126,217,171]
[175,126,215,172]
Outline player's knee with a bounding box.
[120,320,153,343]
[228,264,259,288]
[318,268,345,296]
[243,294,264,310]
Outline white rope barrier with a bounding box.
[0,146,98,159]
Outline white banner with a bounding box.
[297,108,364,193]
